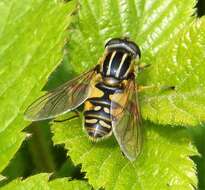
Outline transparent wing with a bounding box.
[24,68,97,121]
[110,79,143,161]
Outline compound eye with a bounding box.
[105,38,141,58]
[132,43,141,58]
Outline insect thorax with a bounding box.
[101,50,134,81]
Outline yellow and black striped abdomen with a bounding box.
[84,97,112,139]
[84,82,121,140]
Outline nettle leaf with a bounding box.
[0,173,91,190]
[68,0,195,74]
[140,17,205,126]
[0,0,76,172]
[52,119,198,190]
[190,125,205,190]
[51,0,200,189]
[66,0,205,126]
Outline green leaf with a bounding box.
[0,0,76,172]
[50,1,201,189]
[52,119,198,190]
[190,126,205,190]
[68,0,195,72]
[65,0,205,126]
[53,157,81,179]
[0,175,7,183]
[141,17,205,126]
[0,173,91,190]
[2,142,31,181]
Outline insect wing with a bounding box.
[110,80,143,161]
[24,68,96,121]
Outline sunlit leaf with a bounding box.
[140,17,205,126]
[51,0,200,189]
[0,0,76,172]
[64,0,205,126]
[0,173,91,190]
[52,119,198,190]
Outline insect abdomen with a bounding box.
[84,98,112,140]
[84,98,112,139]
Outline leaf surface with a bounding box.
[140,17,205,126]
[52,119,198,190]
[51,0,200,189]
[0,0,76,172]
[65,0,205,126]
[0,173,91,190]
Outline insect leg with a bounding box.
[53,110,80,123]
[138,63,151,72]
[137,85,175,92]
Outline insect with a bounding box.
[24,38,143,161]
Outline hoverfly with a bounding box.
[24,38,142,161]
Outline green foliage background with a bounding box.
[0,0,204,189]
